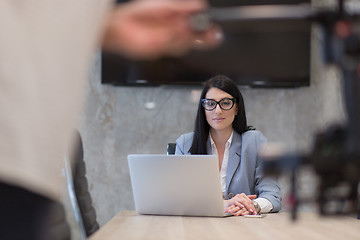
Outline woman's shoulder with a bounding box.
[241,129,267,144]
[175,132,194,154]
[176,132,194,144]
[242,129,264,137]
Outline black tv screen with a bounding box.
[102,0,311,88]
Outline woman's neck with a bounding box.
[210,128,233,146]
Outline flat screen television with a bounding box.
[102,0,311,88]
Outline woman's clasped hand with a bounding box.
[224,193,258,216]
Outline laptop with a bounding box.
[127,154,232,217]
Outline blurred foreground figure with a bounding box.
[0,0,221,239]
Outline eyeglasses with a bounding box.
[201,98,236,111]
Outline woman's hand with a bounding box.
[224,193,257,216]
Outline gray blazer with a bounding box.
[175,130,282,212]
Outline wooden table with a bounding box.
[89,211,360,240]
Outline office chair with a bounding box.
[49,130,99,240]
[70,131,100,237]
[167,143,176,155]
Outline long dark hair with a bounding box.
[189,75,248,154]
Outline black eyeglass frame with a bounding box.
[201,98,236,111]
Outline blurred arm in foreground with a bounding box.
[102,0,222,59]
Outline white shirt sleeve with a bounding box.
[254,198,273,213]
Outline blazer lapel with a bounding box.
[226,132,242,192]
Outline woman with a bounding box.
[175,75,281,216]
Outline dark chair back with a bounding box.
[71,131,99,237]
[167,143,176,155]
[48,202,71,240]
